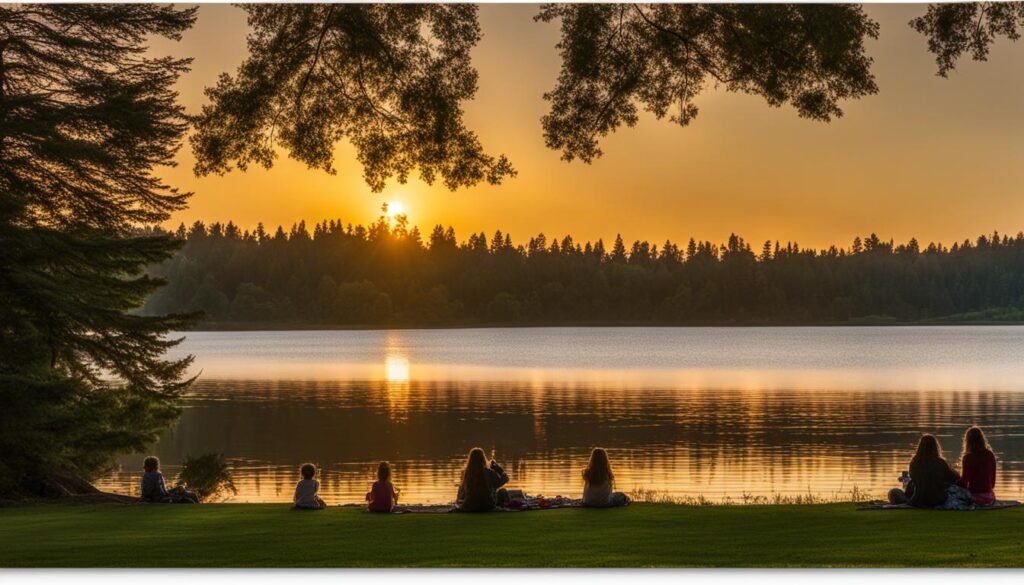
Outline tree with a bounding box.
[191,4,515,192]
[535,4,879,162]
[144,217,1024,328]
[911,3,1024,77]
[186,4,1024,189]
[0,5,197,496]
[611,234,627,263]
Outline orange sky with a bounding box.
[152,4,1024,250]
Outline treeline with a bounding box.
[140,217,1024,326]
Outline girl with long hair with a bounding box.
[581,447,629,507]
[455,447,509,512]
[890,434,960,508]
[958,426,997,506]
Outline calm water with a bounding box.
[96,326,1024,503]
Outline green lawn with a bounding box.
[1,502,1023,567]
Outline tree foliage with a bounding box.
[144,219,1024,327]
[189,3,1024,182]
[0,5,197,495]
[191,4,515,192]
[911,2,1024,77]
[536,3,880,162]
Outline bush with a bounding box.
[176,453,237,502]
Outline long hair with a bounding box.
[582,447,614,485]
[377,461,391,483]
[962,426,990,459]
[911,434,943,464]
[461,447,489,498]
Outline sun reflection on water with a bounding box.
[383,335,412,420]
[385,355,410,383]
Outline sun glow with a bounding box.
[384,354,410,383]
[384,201,406,219]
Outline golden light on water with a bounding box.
[383,352,411,421]
[384,354,410,383]
[94,329,1024,504]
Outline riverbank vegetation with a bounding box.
[2,502,1022,567]
[141,217,1024,327]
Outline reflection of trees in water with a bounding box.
[98,380,1024,502]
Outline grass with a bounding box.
[2,502,1024,568]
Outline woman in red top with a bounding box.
[366,461,399,513]
[959,426,997,506]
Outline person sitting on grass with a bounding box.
[455,447,509,512]
[293,462,327,510]
[581,447,629,508]
[958,426,997,506]
[366,461,399,513]
[140,456,198,504]
[889,434,959,508]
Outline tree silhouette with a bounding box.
[536,4,879,162]
[190,3,1024,187]
[143,220,1024,328]
[911,3,1024,76]
[191,4,515,192]
[0,5,197,496]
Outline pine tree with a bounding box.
[0,5,198,496]
[611,234,627,263]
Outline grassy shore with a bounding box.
[2,502,1023,567]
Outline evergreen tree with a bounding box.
[0,5,197,496]
[140,219,1024,329]
[611,234,627,263]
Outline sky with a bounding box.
[151,3,1024,251]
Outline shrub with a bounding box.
[176,453,237,502]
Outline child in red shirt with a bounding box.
[366,461,399,513]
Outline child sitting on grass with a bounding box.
[293,463,327,510]
[366,461,399,513]
[581,447,629,508]
[140,456,198,504]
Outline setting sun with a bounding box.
[385,201,406,219]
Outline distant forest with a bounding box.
[140,217,1024,327]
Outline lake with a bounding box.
[95,326,1024,504]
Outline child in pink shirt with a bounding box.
[366,461,399,513]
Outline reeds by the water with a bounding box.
[627,485,873,506]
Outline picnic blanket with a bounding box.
[857,499,1021,511]
[497,494,584,512]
